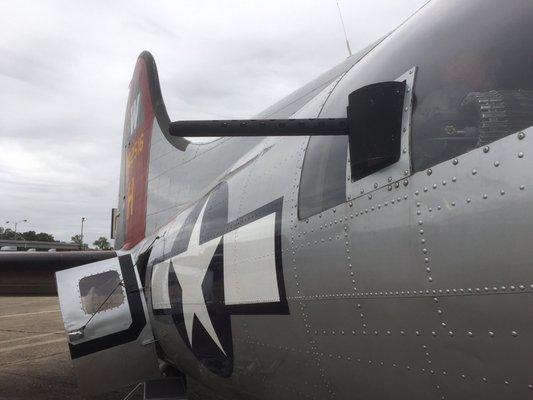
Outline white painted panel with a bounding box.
[151,260,171,309]
[56,257,131,340]
[223,213,279,305]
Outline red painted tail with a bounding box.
[114,52,258,250]
[115,54,153,249]
[115,52,188,250]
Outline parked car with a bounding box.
[0,246,17,251]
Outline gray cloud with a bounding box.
[0,0,427,246]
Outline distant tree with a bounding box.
[35,232,55,242]
[0,228,16,240]
[21,230,37,241]
[93,236,111,250]
[71,234,84,248]
[14,230,55,242]
[0,227,56,242]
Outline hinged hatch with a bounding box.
[56,252,160,395]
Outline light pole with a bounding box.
[80,217,86,250]
[5,219,27,240]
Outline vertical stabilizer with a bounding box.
[115,52,189,250]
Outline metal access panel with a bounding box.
[347,67,417,199]
[56,253,160,395]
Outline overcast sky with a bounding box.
[0,0,427,247]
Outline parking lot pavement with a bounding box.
[0,296,225,400]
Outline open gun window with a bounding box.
[79,270,125,315]
[406,3,533,172]
[414,89,533,170]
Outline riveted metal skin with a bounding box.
[64,0,533,399]
[346,67,416,200]
[145,67,533,400]
[403,127,533,399]
[144,119,533,399]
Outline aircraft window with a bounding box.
[319,0,533,173]
[299,136,348,219]
[407,2,533,171]
[79,270,125,315]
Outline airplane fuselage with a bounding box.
[52,0,533,398]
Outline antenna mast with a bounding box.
[337,1,352,57]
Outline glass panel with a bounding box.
[79,270,125,315]
[298,136,348,219]
[410,3,533,171]
[319,0,533,173]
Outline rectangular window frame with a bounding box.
[79,270,125,315]
[346,67,417,200]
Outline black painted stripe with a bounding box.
[69,254,147,359]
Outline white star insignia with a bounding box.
[171,202,226,355]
